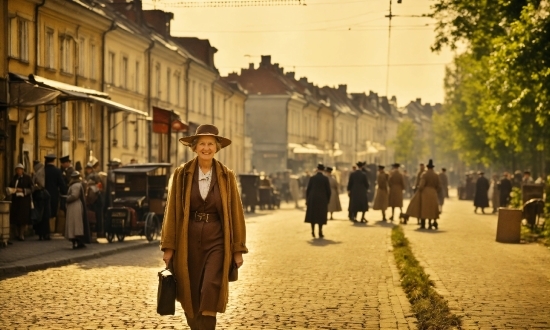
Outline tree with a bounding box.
[390,119,426,170]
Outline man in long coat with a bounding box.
[372,165,389,221]
[305,164,331,238]
[388,163,406,221]
[474,171,490,214]
[44,154,67,238]
[413,163,426,193]
[405,159,441,229]
[347,161,369,223]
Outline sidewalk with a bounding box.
[402,195,550,329]
[0,233,155,277]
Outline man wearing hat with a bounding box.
[43,154,67,238]
[522,170,534,185]
[388,163,407,221]
[372,165,390,221]
[438,168,449,213]
[405,159,441,229]
[85,162,100,185]
[305,163,331,238]
[347,161,369,223]
[59,155,74,185]
[474,171,490,214]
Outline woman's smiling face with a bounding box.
[194,136,218,162]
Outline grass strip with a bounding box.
[391,225,462,330]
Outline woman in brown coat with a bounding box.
[388,163,406,221]
[372,165,389,221]
[161,124,248,330]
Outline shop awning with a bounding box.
[89,96,149,117]
[8,73,61,106]
[30,74,108,98]
[153,107,188,134]
[288,143,325,155]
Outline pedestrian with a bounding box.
[372,165,389,221]
[438,168,449,213]
[289,174,301,209]
[405,159,441,229]
[305,163,331,237]
[388,163,406,221]
[8,164,33,241]
[161,124,248,330]
[31,161,51,241]
[85,162,100,185]
[347,161,369,223]
[44,154,67,238]
[474,171,490,214]
[522,170,534,185]
[65,171,91,249]
[402,169,411,198]
[325,166,342,220]
[490,174,500,214]
[413,163,426,193]
[499,172,513,207]
[59,155,74,185]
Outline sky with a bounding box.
[143,0,457,106]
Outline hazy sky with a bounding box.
[143,0,456,106]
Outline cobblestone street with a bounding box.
[0,195,414,330]
[401,195,550,329]
[1,194,550,329]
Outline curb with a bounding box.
[0,240,157,277]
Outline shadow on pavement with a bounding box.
[414,229,447,234]
[373,220,395,227]
[307,238,342,247]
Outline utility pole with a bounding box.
[384,0,401,96]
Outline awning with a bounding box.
[288,143,324,155]
[153,106,188,133]
[30,74,108,98]
[90,95,149,117]
[8,73,62,106]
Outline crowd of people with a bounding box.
[5,154,132,248]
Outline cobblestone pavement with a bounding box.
[0,194,416,329]
[402,195,550,329]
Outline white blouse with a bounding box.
[198,168,212,200]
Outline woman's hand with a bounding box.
[233,252,244,268]
[162,249,174,267]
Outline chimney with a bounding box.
[260,55,271,67]
[142,10,174,37]
[286,72,295,80]
[416,98,422,104]
[248,63,254,70]
[273,63,279,70]
[391,95,397,103]
[299,77,308,85]
[338,84,347,94]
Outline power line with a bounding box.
[143,0,306,8]
[219,62,449,69]
[171,24,432,33]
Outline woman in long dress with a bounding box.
[326,167,342,219]
[65,171,91,249]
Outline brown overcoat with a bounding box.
[388,169,406,208]
[160,157,248,318]
[406,169,440,219]
[373,171,389,210]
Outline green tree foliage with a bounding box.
[431,0,550,175]
[390,119,426,170]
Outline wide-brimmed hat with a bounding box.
[60,155,71,163]
[85,162,94,169]
[179,124,231,149]
[71,171,81,178]
[391,163,400,168]
[426,159,435,168]
[356,161,365,168]
[378,165,385,170]
[317,163,325,171]
[326,166,333,172]
[15,163,24,170]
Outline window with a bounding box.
[8,17,29,62]
[77,102,85,140]
[90,44,97,80]
[121,56,128,89]
[60,37,73,73]
[135,61,140,93]
[45,29,55,69]
[155,63,161,98]
[78,38,86,76]
[167,68,171,103]
[175,72,181,106]
[47,105,56,137]
[122,114,128,148]
[107,52,115,84]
